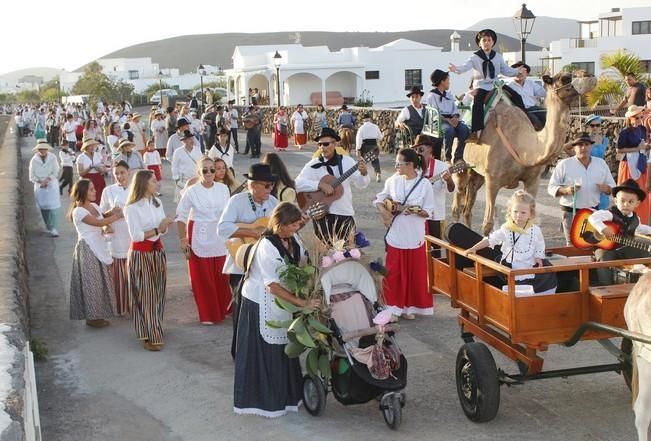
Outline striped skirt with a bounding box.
[112,257,130,316]
[69,240,116,320]
[127,248,167,345]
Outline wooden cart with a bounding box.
[426,234,651,422]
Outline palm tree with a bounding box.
[587,51,643,107]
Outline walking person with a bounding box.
[99,161,132,316]
[63,114,79,150]
[77,138,107,202]
[68,179,123,327]
[227,100,240,153]
[59,142,76,195]
[143,139,163,184]
[291,104,308,149]
[150,111,168,158]
[176,157,232,325]
[208,128,235,174]
[273,106,289,151]
[124,170,174,351]
[355,112,383,182]
[29,140,61,237]
[172,129,202,202]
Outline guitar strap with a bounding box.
[383,176,425,250]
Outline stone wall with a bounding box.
[567,115,626,173]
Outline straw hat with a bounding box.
[80,138,99,151]
[624,105,645,119]
[118,138,135,150]
[235,242,257,271]
[132,112,142,119]
[32,139,52,152]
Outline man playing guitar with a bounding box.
[295,127,370,244]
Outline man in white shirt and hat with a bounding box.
[507,62,547,130]
[172,130,202,202]
[355,112,383,182]
[29,140,61,237]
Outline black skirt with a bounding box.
[233,297,302,417]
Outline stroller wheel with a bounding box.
[302,375,327,416]
[380,392,402,430]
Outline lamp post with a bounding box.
[158,71,163,108]
[198,64,205,114]
[273,51,282,107]
[513,3,536,64]
[55,78,60,103]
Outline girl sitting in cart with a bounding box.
[464,190,557,294]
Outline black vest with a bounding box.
[405,105,424,136]
[610,207,639,237]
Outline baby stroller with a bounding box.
[302,260,408,429]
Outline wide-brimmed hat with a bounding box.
[235,241,259,271]
[243,163,278,182]
[570,134,595,146]
[406,86,424,98]
[585,114,602,126]
[475,29,498,46]
[118,138,135,149]
[314,127,341,142]
[228,99,236,105]
[154,110,163,116]
[80,138,99,151]
[511,61,531,73]
[131,112,142,119]
[177,117,190,128]
[32,139,52,152]
[362,112,372,119]
[411,134,439,148]
[625,105,645,119]
[430,69,449,87]
[179,129,194,141]
[612,178,646,202]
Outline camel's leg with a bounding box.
[634,356,651,441]
[482,176,500,235]
[451,171,469,223]
[522,167,544,198]
[462,171,484,229]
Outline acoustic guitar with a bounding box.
[570,208,651,252]
[225,203,326,258]
[296,151,378,216]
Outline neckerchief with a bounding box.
[263,233,301,265]
[431,88,449,102]
[213,143,230,157]
[311,153,342,176]
[474,50,496,79]
[503,219,532,235]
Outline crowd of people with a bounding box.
[17,28,651,419]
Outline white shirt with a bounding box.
[171,145,202,182]
[124,197,166,243]
[99,184,130,258]
[77,151,104,175]
[176,183,231,257]
[487,224,545,281]
[291,110,308,135]
[355,121,383,150]
[143,150,162,166]
[29,152,59,183]
[166,132,199,161]
[208,144,234,169]
[453,51,520,91]
[63,120,78,142]
[588,210,651,236]
[424,159,452,221]
[506,79,546,108]
[151,119,166,135]
[548,156,616,209]
[59,149,76,167]
[373,174,434,249]
[228,107,239,128]
[73,205,113,265]
[426,89,459,117]
[396,105,423,124]
[295,154,370,216]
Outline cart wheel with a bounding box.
[302,375,327,416]
[380,393,402,430]
[455,342,500,422]
[621,338,633,391]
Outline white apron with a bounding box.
[34,180,61,210]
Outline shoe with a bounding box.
[200,321,215,326]
[375,173,381,183]
[86,319,110,328]
[400,313,416,320]
[50,229,59,237]
[143,341,162,351]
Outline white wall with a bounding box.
[622,7,651,37]
[325,72,357,100]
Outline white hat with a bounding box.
[625,105,645,119]
[32,139,52,152]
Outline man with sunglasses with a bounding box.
[296,127,370,244]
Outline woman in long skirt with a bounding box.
[374,148,435,319]
[29,140,61,237]
[617,105,649,224]
[273,107,289,150]
[234,203,320,417]
[291,105,308,149]
[124,170,174,351]
[68,179,123,327]
[176,157,231,324]
[99,160,131,315]
[77,138,107,202]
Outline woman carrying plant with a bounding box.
[234,202,320,417]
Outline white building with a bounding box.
[548,6,651,76]
[225,37,538,109]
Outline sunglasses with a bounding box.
[254,182,274,189]
[589,124,601,127]
[318,141,334,147]
[201,168,216,174]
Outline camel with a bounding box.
[451,72,598,235]
[624,272,651,441]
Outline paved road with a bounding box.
[23,129,639,441]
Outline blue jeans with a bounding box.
[443,121,470,162]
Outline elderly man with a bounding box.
[171,129,202,202]
[296,127,370,244]
[612,72,647,114]
[548,134,616,245]
[506,62,547,130]
[395,86,426,139]
[217,163,280,358]
[166,118,199,161]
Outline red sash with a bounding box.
[130,239,163,252]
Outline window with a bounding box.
[404,69,422,90]
[365,70,380,80]
[641,60,651,74]
[128,70,139,80]
[571,62,595,75]
[632,20,651,35]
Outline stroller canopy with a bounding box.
[320,260,377,305]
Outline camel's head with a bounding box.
[542,71,597,107]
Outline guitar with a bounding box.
[225,203,326,258]
[296,151,378,215]
[570,208,651,252]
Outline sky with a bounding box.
[2,0,649,75]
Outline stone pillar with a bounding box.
[243,75,249,106]
[321,78,327,107]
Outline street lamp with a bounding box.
[198,64,205,114]
[158,71,163,108]
[273,51,282,107]
[55,78,61,103]
[513,3,536,64]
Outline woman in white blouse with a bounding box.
[176,157,232,324]
[374,148,435,319]
[68,179,123,328]
[124,170,174,351]
[29,140,61,237]
[99,161,132,316]
[77,138,107,202]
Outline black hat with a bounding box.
[430,69,449,87]
[243,163,278,182]
[227,99,235,104]
[218,127,229,135]
[406,86,424,98]
[177,117,190,128]
[570,133,594,146]
[612,179,647,202]
[179,129,194,141]
[314,127,341,142]
[362,112,371,119]
[511,61,531,73]
[475,29,498,46]
[341,104,348,110]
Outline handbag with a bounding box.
[383,176,425,250]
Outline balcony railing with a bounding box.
[569,38,599,49]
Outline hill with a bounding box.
[94,30,541,74]
[467,16,578,48]
[0,67,65,82]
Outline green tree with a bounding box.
[72,61,134,109]
[143,81,173,99]
[16,90,40,104]
[39,78,62,103]
[588,51,644,107]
